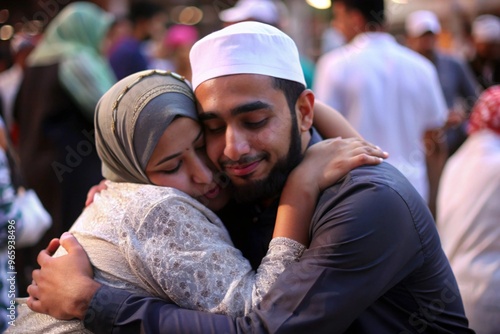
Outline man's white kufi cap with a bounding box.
[190,21,306,91]
[472,15,500,43]
[406,10,441,37]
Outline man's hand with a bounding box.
[27,233,101,320]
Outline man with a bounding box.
[29,20,472,334]
[314,0,448,205]
[108,1,166,80]
[405,10,481,216]
[468,14,500,89]
[0,33,37,135]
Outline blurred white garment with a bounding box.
[314,32,447,200]
[437,130,500,334]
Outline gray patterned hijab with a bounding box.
[95,70,198,184]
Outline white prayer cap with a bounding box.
[405,10,441,38]
[190,21,305,91]
[472,15,500,43]
[219,0,279,26]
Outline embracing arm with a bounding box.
[273,138,387,245]
[119,190,306,316]
[313,101,361,140]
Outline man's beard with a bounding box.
[232,121,303,203]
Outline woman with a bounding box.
[8,70,385,332]
[437,85,500,334]
[13,3,116,291]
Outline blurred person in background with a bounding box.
[150,25,199,82]
[314,0,448,205]
[0,33,37,138]
[13,2,115,292]
[0,41,13,74]
[219,0,316,89]
[320,19,345,55]
[405,10,481,216]
[108,1,166,80]
[468,15,500,89]
[437,85,500,334]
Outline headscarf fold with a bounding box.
[95,70,198,184]
[468,85,500,135]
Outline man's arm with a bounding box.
[85,286,240,334]
[31,168,424,333]
[28,233,101,320]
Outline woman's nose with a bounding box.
[191,155,213,185]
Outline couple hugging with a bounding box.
[16,18,472,334]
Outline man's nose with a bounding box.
[223,126,250,161]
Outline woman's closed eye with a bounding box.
[162,161,182,174]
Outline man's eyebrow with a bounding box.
[198,101,272,121]
[155,129,203,166]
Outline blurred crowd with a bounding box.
[0,0,499,332]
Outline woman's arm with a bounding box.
[119,188,305,317]
[313,101,361,139]
[273,138,388,246]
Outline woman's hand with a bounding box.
[85,179,108,206]
[273,138,387,246]
[292,137,388,193]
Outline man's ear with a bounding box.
[296,89,315,132]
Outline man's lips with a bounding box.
[223,160,261,177]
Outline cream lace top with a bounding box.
[8,182,305,333]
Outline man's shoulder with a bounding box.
[316,162,424,214]
[332,162,410,191]
[313,162,437,254]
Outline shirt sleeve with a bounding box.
[84,285,238,334]
[117,192,305,317]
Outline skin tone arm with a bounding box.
[313,101,361,140]
[273,137,387,245]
